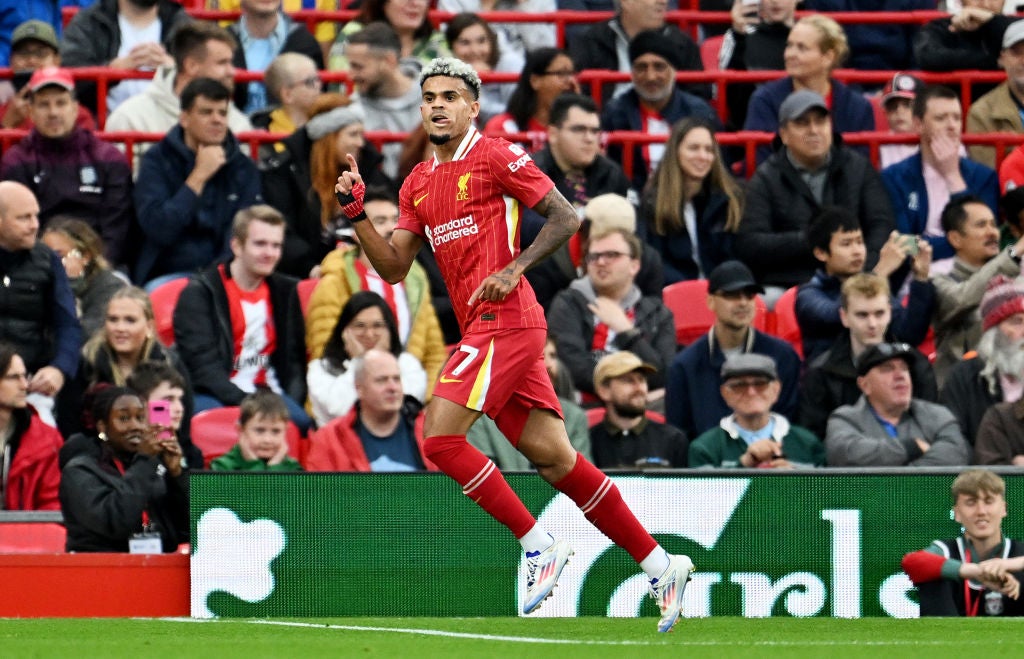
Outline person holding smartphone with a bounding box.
[720,0,797,129]
[59,386,189,553]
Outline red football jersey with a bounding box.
[397,126,555,333]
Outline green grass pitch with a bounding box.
[1,617,1022,658]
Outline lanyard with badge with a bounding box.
[963,549,1005,616]
[112,457,162,554]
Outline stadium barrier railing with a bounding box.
[2,65,1007,131]
[1,126,1012,180]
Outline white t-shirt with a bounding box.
[108,16,162,112]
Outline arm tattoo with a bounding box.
[514,188,581,273]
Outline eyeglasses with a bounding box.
[540,69,576,79]
[585,250,630,264]
[722,378,771,393]
[292,75,320,89]
[350,321,388,332]
[563,125,601,136]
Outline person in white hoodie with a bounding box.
[106,21,251,167]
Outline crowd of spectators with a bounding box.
[6,1,1024,554]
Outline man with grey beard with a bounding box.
[600,29,720,192]
[940,275,1024,446]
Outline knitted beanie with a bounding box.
[627,29,687,71]
[980,274,1024,331]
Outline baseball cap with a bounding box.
[855,342,916,377]
[593,351,656,388]
[27,67,75,94]
[11,20,59,53]
[1004,20,1024,50]
[778,90,829,125]
[707,260,764,295]
[881,72,923,108]
[720,353,778,382]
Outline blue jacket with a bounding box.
[881,152,999,261]
[665,328,801,441]
[638,184,735,284]
[803,0,932,71]
[602,87,721,192]
[133,127,262,284]
[743,77,875,164]
[795,268,936,363]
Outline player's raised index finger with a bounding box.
[346,153,360,174]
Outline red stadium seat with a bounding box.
[0,523,66,553]
[701,34,725,72]
[771,286,804,360]
[297,278,319,318]
[662,280,769,347]
[190,406,305,468]
[149,277,189,347]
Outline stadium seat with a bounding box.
[190,406,305,468]
[662,280,769,347]
[297,278,319,318]
[585,407,666,427]
[700,34,725,72]
[771,286,804,360]
[869,94,888,133]
[0,523,66,553]
[149,277,189,347]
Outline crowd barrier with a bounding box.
[1,65,1008,131]
[189,469,1024,619]
[2,126,1020,179]
[4,469,1022,618]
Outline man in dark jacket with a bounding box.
[569,0,708,106]
[665,260,801,441]
[548,227,675,398]
[133,78,262,285]
[58,0,190,114]
[796,206,935,363]
[601,29,720,193]
[172,204,310,432]
[0,67,134,269]
[590,350,688,469]
[735,90,894,298]
[915,0,1018,77]
[0,181,82,426]
[799,272,937,440]
[227,0,324,113]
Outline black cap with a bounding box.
[707,260,764,295]
[628,29,687,71]
[856,342,916,377]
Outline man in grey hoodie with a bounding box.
[547,226,676,398]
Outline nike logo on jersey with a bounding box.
[439,375,463,384]
[414,193,429,207]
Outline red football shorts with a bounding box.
[432,326,563,445]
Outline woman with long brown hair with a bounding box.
[261,93,393,278]
[640,117,743,284]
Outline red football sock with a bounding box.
[423,434,536,538]
[553,454,658,563]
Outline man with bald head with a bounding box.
[0,181,81,425]
[305,349,431,472]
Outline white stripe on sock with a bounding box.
[462,461,496,495]
[580,478,612,514]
